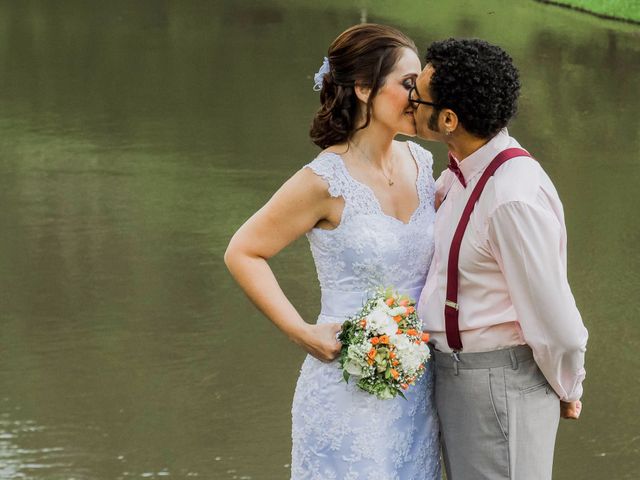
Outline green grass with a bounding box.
[539,0,640,23]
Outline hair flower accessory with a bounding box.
[313,56,331,91]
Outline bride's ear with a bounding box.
[354,83,371,104]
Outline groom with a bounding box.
[410,38,588,479]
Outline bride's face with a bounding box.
[368,48,421,136]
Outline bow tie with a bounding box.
[448,153,467,188]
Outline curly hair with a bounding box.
[425,38,520,139]
[310,24,417,149]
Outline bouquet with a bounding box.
[337,287,431,400]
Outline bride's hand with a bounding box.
[295,323,343,362]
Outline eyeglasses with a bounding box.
[408,85,438,109]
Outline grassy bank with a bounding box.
[536,0,640,23]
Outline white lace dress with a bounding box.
[291,141,441,480]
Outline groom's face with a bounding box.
[412,65,444,142]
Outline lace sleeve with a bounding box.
[303,153,349,199]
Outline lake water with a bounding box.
[0,1,638,479]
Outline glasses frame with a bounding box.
[408,85,438,109]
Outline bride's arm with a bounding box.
[224,167,342,362]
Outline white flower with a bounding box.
[393,335,430,373]
[387,306,407,317]
[344,343,370,377]
[366,309,397,337]
[391,333,411,351]
[344,359,365,377]
[374,298,388,310]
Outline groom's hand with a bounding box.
[560,400,582,419]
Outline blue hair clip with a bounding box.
[313,57,331,92]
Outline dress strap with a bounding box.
[304,152,380,219]
[407,141,434,171]
[304,154,350,199]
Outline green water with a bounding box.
[0,1,638,479]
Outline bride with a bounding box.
[225,24,441,479]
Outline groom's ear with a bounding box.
[354,83,371,104]
[441,109,459,133]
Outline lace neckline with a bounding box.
[322,142,424,226]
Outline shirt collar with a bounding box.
[450,128,512,186]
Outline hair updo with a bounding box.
[310,24,417,149]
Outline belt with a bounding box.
[319,286,424,319]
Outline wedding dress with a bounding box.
[291,141,441,480]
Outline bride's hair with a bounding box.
[310,24,417,149]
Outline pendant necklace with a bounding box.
[350,142,395,186]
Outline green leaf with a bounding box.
[343,370,350,383]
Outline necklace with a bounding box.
[349,142,395,186]
[378,163,395,186]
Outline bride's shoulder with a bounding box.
[299,148,348,199]
[304,148,343,176]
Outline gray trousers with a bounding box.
[434,345,560,480]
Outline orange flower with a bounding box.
[370,337,380,345]
[392,360,399,366]
[407,329,418,336]
[399,299,410,307]
[367,358,375,365]
[359,319,367,327]
[385,298,395,306]
[388,351,396,359]
[401,383,409,390]
[421,332,430,343]
[406,306,415,314]
[379,335,389,345]
[396,328,403,334]
[367,348,376,360]
[393,315,402,323]
[390,369,399,379]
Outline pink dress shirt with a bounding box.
[418,129,588,402]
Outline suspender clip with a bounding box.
[451,350,460,375]
[445,300,459,310]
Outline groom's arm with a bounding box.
[487,200,588,403]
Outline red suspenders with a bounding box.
[444,148,532,351]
